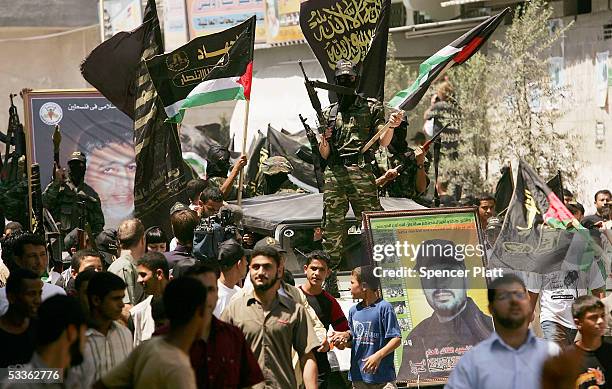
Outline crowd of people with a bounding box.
[0,58,610,389]
[0,183,609,388]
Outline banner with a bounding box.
[186,0,266,43]
[23,90,134,230]
[163,0,189,51]
[363,208,492,386]
[300,0,391,101]
[265,0,303,44]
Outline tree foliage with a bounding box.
[442,0,579,195]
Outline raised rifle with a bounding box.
[382,124,449,193]
[298,61,327,133]
[2,94,23,181]
[30,164,44,235]
[52,125,61,181]
[299,114,325,191]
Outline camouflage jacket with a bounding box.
[0,178,29,226]
[42,178,105,237]
[246,178,304,198]
[382,152,431,200]
[322,97,385,160]
[207,175,239,201]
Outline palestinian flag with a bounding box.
[388,8,509,111]
[489,159,598,275]
[146,16,255,123]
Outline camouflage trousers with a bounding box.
[322,165,382,274]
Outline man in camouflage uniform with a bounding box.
[319,60,404,296]
[42,151,104,239]
[380,123,429,200]
[247,156,304,197]
[205,145,247,200]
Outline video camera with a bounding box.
[192,207,240,262]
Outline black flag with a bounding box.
[299,0,391,101]
[494,165,514,216]
[490,159,595,274]
[546,170,564,204]
[83,0,191,233]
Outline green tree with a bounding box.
[489,0,577,182]
[447,53,492,195]
[446,0,578,196]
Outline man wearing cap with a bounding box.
[247,156,304,197]
[213,239,249,317]
[319,59,404,296]
[397,239,493,383]
[43,151,105,239]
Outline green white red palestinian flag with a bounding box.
[490,159,599,275]
[146,16,255,123]
[388,8,509,111]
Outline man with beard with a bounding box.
[446,275,561,389]
[319,59,404,296]
[397,239,493,383]
[221,245,320,388]
[43,151,105,239]
[4,295,87,389]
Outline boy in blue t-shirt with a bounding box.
[331,266,401,388]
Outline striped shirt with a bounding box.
[81,321,133,386]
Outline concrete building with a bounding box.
[1,0,609,212]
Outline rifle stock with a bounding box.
[299,114,325,192]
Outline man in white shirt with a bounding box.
[97,277,207,389]
[0,233,65,315]
[131,251,169,346]
[213,239,248,317]
[528,262,605,346]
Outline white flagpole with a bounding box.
[236,100,250,205]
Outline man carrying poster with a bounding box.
[397,239,493,382]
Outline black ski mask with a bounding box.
[68,161,86,186]
[336,75,357,111]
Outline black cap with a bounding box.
[67,151,86,164]
[254,236,286,253]
[411,131,427,143]
[218,239,249,267]
[335,59,357,77]
[414,239,465,269]
[170,202,189,215]
[95,229,118,265]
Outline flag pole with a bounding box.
[236,100,250,205]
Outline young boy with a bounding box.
[571,295,612,388]
[299,250,350,389]
[333,266,401,389]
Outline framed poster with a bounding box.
[23,89,135,230]
[363,207,494,387]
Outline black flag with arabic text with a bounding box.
[82,0,191,233]
[299,0,391,102]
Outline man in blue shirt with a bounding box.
[446,274,560,389]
